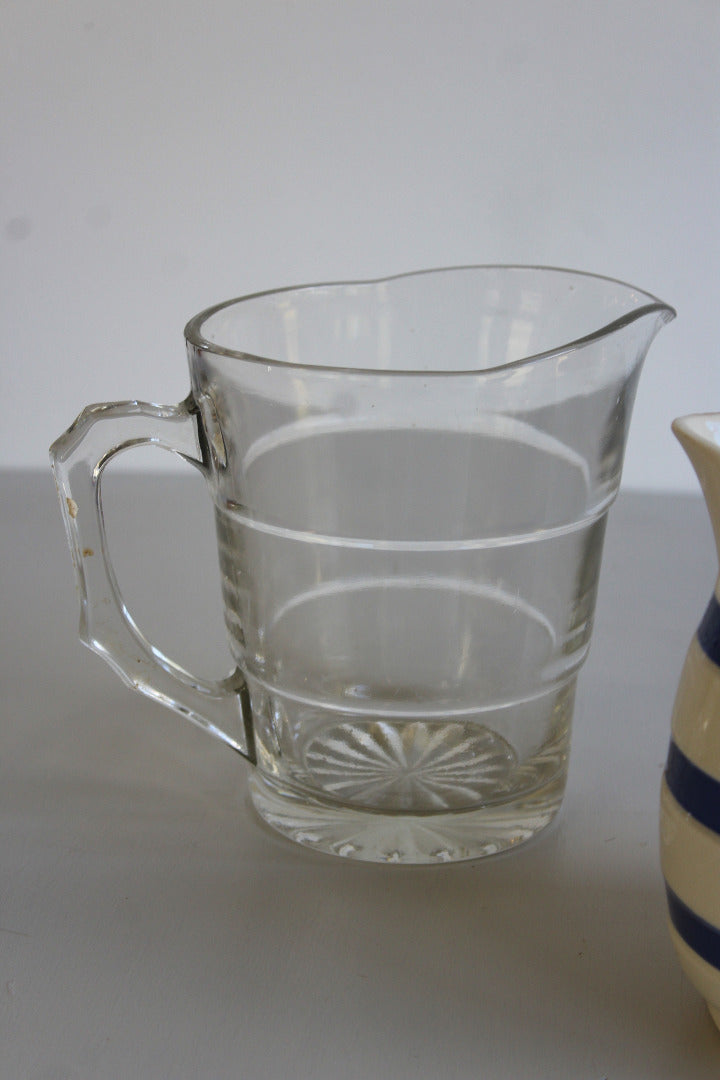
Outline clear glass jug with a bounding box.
[50,266,675,863]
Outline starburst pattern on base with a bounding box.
[303,720,518,812]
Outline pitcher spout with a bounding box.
[602,300,676,376]
[636,302,676,349]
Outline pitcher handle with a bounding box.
[49,396,255,762]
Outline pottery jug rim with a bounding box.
[672,413,720,445]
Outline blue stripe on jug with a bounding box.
[698,594,720,667]
[666,884,720,972]
[665,740,720,838]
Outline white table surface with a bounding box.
[3,469,719,1078]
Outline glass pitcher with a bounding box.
[50,266,675,863]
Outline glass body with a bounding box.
[51,266,675,863]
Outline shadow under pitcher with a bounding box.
[50,266,675,864]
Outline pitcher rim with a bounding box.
[184,264,676,377]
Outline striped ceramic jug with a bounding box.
[661,413,720,1027]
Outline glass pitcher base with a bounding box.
[248,768,566,865]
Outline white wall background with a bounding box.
[3,0,718,490]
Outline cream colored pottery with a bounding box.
[661,413,720,1028]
